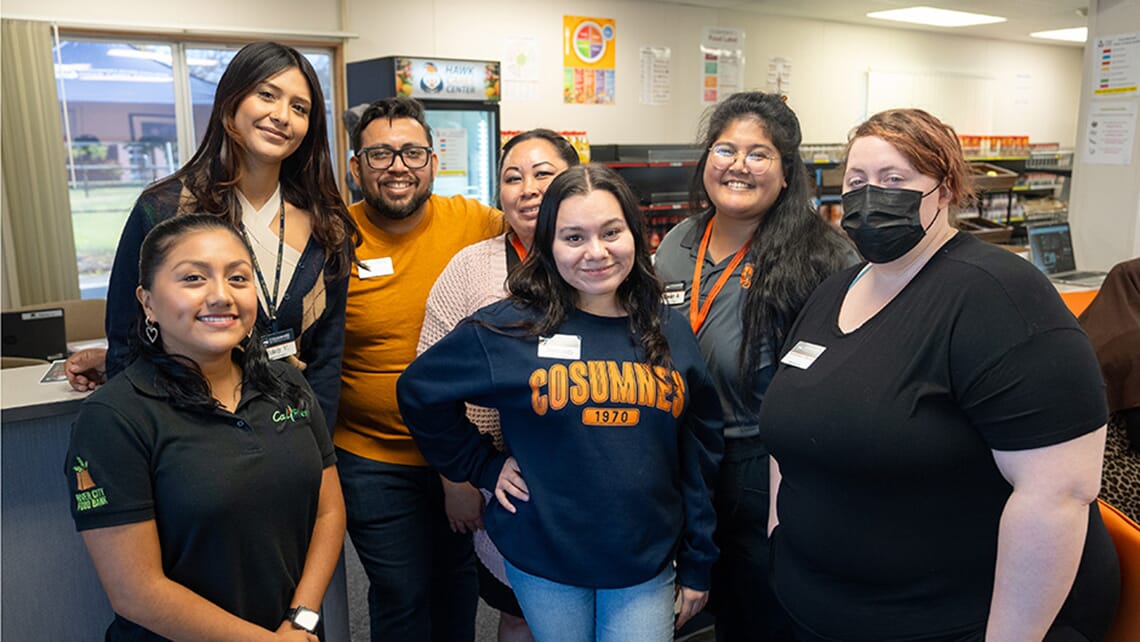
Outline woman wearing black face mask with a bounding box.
[759,108,1119,641]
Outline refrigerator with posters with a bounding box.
[346,56,501,207]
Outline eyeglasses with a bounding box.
[707,144,778,175]
[358,145,433,170]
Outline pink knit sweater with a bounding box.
[417,233,511,449]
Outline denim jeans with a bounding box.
[711,435,793,642]
[504,560,675,642]
[337,449,477,642]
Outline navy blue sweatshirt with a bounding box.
[397,300,724,590]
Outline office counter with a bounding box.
[2,365,106,640]
[1,365,350,641]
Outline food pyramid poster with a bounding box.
[563,15,617,105]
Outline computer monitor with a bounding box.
[1,308,67,361]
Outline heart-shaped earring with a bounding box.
[145,318,159,344]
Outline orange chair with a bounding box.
[1060,289,1099,317]
[1099,499,1140,642]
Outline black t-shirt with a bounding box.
[760,233,1115,640]
[66,358,336,640]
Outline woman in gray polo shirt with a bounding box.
[654,92,854,641]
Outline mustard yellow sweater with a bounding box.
[335,195,502,466]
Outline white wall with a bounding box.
[344,0,1083,147]
[6,0,1084,146]
[0,0,346,37]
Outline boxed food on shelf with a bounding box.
[501,130,591,163]
[968,162,1018,191]
[799,143,844,164]
[958,217,1013,244]
[958,135,1030,158]
[1026,148,1073,170]
[1021,196,1068,219]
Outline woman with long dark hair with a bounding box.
[66,214,345,641]
[399,164,723,641]
[67,40,356,428]
[653,91,855,640]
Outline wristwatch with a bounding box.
[286,605,320,633]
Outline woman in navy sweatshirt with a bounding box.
[398,164,723,642]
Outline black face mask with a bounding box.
[841,183,941,263]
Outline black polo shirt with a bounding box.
[66,357,335,639]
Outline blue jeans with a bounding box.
[711,435,792,642]
[504,560,676,642]
[337,449,477,642]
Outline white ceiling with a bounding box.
[645,0,1090,46]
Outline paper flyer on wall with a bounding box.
[701,27,744,105]
[640,46,671,105]
[1083,102,1137,165]
[503,36,541,102]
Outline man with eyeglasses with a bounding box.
[335,96,502,641]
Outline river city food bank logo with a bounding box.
[73,456,108,512]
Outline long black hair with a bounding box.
[147,41,356,280]
[508,164,671,371]
[130,214,309,412]
[689,92,853,376]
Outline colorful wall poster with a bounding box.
[1092,32,1140,97]
[563,15,617,105]
[701,27,744,105]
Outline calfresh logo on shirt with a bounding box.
[272,405,309,423]
[72,456,108,512]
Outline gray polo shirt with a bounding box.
[655,214,773,440]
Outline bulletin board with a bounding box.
[866,69,995,133]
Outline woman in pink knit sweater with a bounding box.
[417,129,580,642]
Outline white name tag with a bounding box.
[359,257,394,279]
[263,329,298,361]
[662,282,685,306]
[780,340,826,370]
[537,334,581,360]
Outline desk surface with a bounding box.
[2,364,89,421]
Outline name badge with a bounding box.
[780,340,826,370]
[537,334,581,360]
[662,281,685,306]
[359,257,394,279]
[263,329,298,361]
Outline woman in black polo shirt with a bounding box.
[65,214,345,641]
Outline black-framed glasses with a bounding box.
[707,144,777,175]
[358,145,433,170]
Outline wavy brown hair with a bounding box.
[147,41,356,280]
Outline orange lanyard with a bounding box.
[690,217,750,334]
[509,233,528,261]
